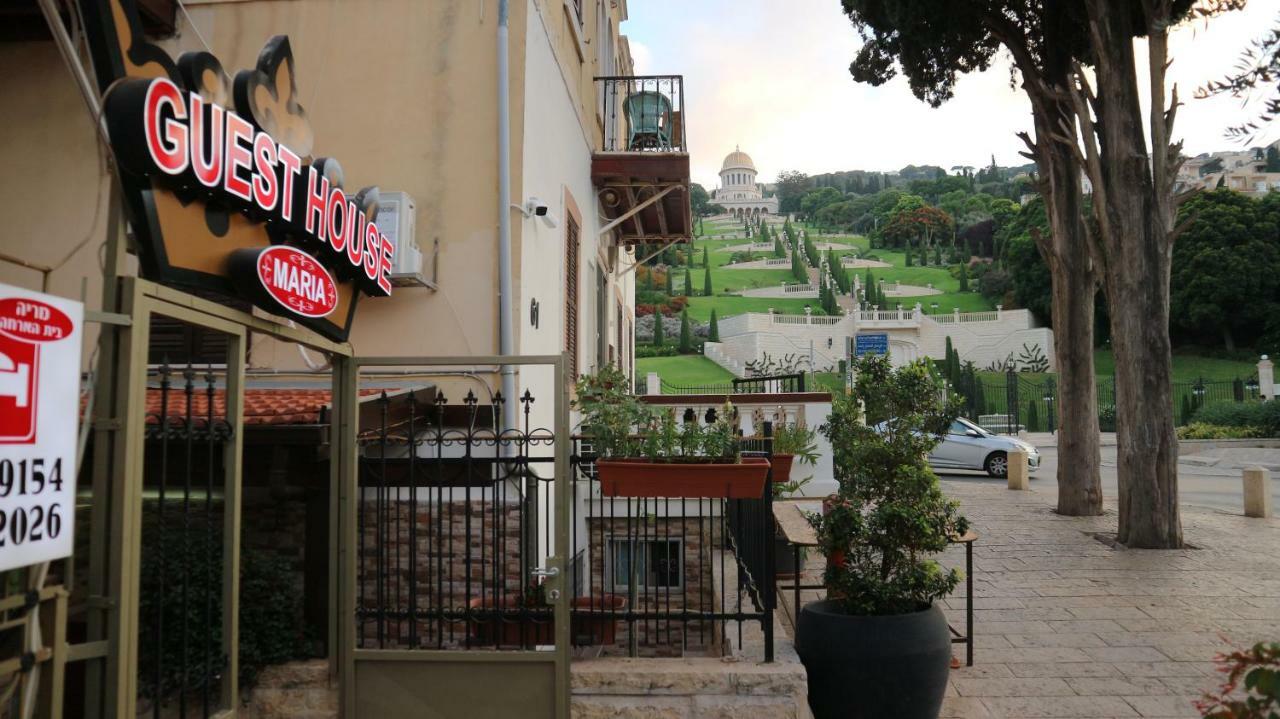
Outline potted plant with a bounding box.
[796,354,968,719]
[771,420,819,487]
[575,366,771,499]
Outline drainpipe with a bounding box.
[497,0,518,431]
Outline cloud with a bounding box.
[621,1,1279,187]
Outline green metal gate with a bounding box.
[337,354,572,719]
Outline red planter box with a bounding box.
[595,456,772,498]
[771,454,795,486]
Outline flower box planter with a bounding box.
[595,456,771,498]
[466,594,628,647]
[771,453,796,485]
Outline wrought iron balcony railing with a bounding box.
[597,75,686,153]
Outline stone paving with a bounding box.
[782,480,1280,719]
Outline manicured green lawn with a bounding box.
[1094,349,1258,382]
[637,355,735,385]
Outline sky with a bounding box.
[622,1,1280,190]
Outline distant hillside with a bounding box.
[808,162,1038,194]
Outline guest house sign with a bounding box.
[81,0,392,341]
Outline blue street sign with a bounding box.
[854,333,889,356]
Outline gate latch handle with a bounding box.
[531,567,559,578]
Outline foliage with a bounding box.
[1196,641,1280,718]
[1194,400,1280,437]
[708,309,720,343]
[1196,6,1280,142]
[809,355,968,616]
[690,183,710,217]
[958,261,969,292]
[1002,198,1053,326]
[1176,423,1263,440]
[573,364,653,458]
[979,268,1011,302]
[678,309,693,353]
[138,514,308,703]
[652,306,665,346]
[774,421,820,466]
[775,170,811,214]
[635,344,679,358]
[1171,190,1280,351]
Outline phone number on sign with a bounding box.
[0,457,67,547]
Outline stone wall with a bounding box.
[584,517,721,657]
[240,660,336,719]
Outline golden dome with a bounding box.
[721,146,756,172]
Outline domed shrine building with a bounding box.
[712,147,779,218]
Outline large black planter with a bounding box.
[795,600,951,719]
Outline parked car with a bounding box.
[928,418,1040,478]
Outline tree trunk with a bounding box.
[1082,0,1182,548]
[1041,136,1102,517]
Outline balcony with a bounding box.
[592,75,693,246]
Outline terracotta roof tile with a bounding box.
[142,388,382,426]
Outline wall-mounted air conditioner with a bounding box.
[376,192,432,288]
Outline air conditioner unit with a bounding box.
[376,191,429,288]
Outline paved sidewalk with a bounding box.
[782,481,1280,718]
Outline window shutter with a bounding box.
[565,216,580,382]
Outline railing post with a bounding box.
[1259,355,1274,401]
[762,421,775,663]
[953,307,960,323]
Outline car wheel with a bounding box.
[984,452,1008,478]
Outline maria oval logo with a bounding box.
[0,298,74,343]
[255,246,338,318]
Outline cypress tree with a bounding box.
[684,266,693,296]
[905,246,914,267]
[703,246,709,267]
[708,309,719,342]
[934,243,942,266]
[645,265,655,291]
[944,337,955,381]
[653,311,665,346]
[678,309,693,353]
[958,262,969,292]
[664,267,673,295]
[774,236,785,257]
[703,263,712,296]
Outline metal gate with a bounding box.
[337,355,572,718]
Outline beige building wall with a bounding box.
[0,0,638,392]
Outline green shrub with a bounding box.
[810,355,967,616]
[1177,423,1263,440]
[138,508,307,704]
[1194,401,1280,437]
[635,344,679,358]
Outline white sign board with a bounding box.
[0,282,83,571]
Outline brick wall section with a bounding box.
[584,517,722,657]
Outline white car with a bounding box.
[928,418,1040,478]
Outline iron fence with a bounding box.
[138,364,233,718]
[953,369,1263,434]
[596,75,686,153]
[354,387,776,660]
[658,372,806,396]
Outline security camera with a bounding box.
[527,198,549,217]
